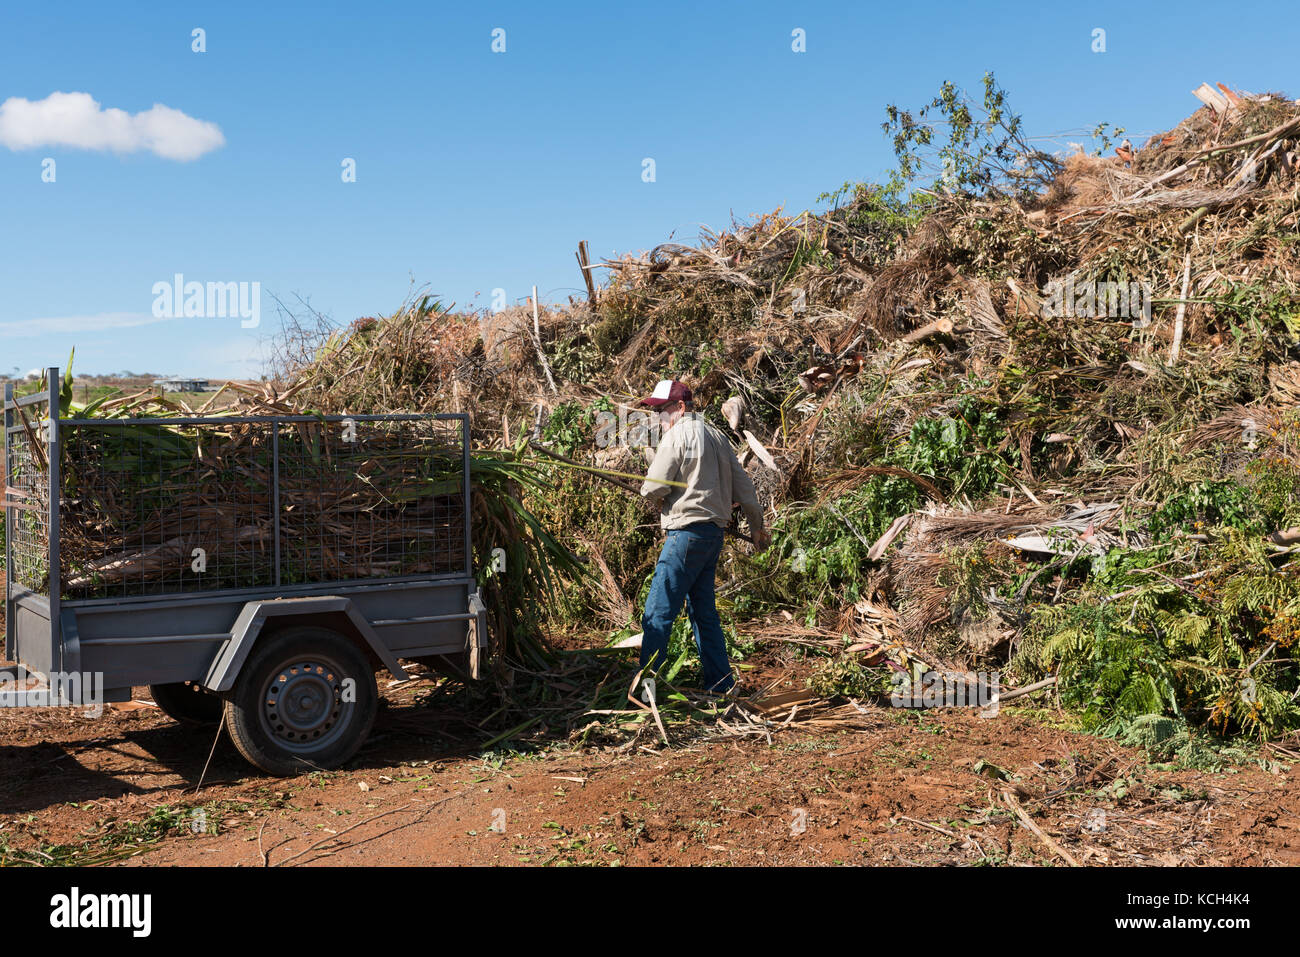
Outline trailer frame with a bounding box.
[2,369,485,773]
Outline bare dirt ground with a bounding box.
[1,664,1297,867]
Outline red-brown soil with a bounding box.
[0,668,1296,867]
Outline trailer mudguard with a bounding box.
[204,596,409,692]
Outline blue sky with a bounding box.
[1,0,1296,377]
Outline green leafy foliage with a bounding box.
[808,652,894,700]
[882,72,1063,200]
[1019,530,1300,738]
[1151,480,1260,539]
[470,447,590,667]
[541,400,599,457]
[743,391,1018,617]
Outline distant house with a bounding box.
[153,377,211,392]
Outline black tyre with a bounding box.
[223,627,378,776]
[149,681,223,726]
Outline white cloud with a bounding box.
[0,92,224,161]
[0,312,173,338]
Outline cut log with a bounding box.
[575,241,598,303]
[1269,525,1300,546]
[901,317,954,344]
[1169,250,1192,365]
[1178,206,1211,235]
[1192,82,1231,114]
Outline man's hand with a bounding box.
[752,528,772,553]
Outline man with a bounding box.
[637,379,770,694]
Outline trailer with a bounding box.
[3,368,485,775]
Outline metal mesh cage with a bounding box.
[55,414,468,600]
[277,417,468,586]
[60,420,274,597]
[5,409,51,596]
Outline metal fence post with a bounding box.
[46,367,60,675]
[462,415,472,579]
[273,418,281,587]
[3,380,12,660]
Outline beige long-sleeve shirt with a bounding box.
[640,412,766,532]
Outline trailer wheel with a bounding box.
[224,627,378,776]
[149,681,224,726]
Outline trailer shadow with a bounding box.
[0,667,601,813]
[0,699,500,814]
[0,723,243,814]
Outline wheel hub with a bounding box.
[260,658,349,753]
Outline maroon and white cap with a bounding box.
[638,379,693,407]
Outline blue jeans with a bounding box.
[640,522,734,694]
